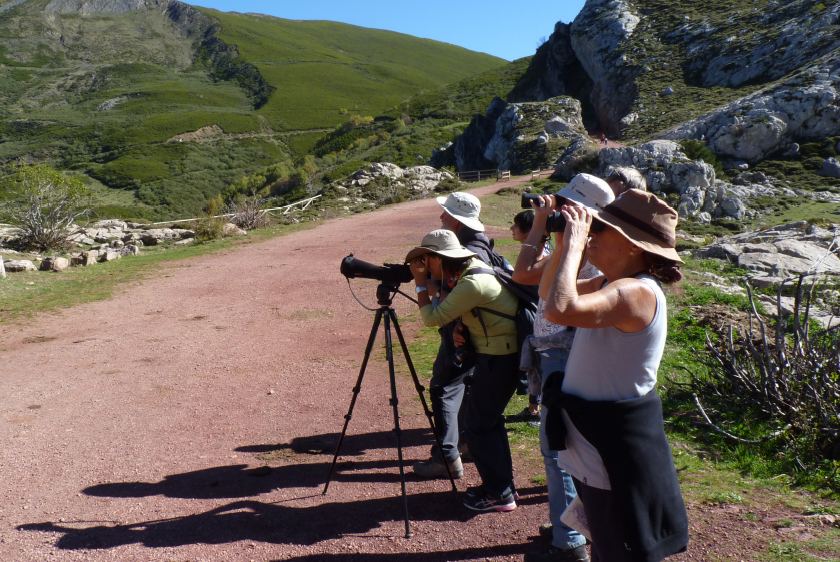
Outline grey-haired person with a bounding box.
[541,190,689,562]
[406,229,521,512]
[605,167,647,197]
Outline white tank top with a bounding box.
[556,274,668,489]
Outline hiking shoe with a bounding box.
[462,488,516,512]
[524,544,590,562]
[413,456,463,479]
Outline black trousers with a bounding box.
[463,352,519,497]
[572,478,632,562]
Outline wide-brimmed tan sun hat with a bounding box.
[436,192,484,232]
[591,189,684,264]
[556,173,614,210]
[404,229,477,263]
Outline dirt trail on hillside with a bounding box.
[0,177,812,561]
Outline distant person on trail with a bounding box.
[606,167,647,197]
[599,133,607,146]
[411,192,511,481]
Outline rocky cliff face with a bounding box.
[453,0,840,174]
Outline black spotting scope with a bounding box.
[340,254,414,286]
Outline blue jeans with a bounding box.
[540,348,585,550]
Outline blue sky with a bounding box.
[191,1,587,62]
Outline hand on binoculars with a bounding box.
[409,256,426,283]
[529,194,557,217]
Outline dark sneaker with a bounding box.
[524,544,590,562]
[462,489,516,512]
[458,441,473,463]
[413,456,463,478]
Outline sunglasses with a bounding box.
[589,219,607,233]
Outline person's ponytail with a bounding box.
[644,253,682,284]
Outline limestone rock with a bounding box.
[570,0,640,135]
[100,251,121,262]
[659,56,840,163]
[818,157,840,178]
[0,256,5,278]
[721,196,746,220]
[122,245,141,256]
[4,260,36,272]
[39,257,70,272]
[71,251,97,266]
[222,223,247,237]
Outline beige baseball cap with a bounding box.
[404,229,477,263]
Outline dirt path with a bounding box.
[0,178,822,561]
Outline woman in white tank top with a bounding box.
[540,189,687,562]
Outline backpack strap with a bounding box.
[461,268,519,346]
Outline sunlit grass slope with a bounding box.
[201,10,508,129]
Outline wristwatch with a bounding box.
[415,286,428,294]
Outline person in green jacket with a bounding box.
[406,229,521,512]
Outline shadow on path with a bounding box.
[83,429,438,500]
[18,492,483,550]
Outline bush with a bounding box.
[0,165,93,251]
[191,215,227,241]
[680,139,724,176]
[227,196,272,230]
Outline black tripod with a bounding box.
[323,282,457,538]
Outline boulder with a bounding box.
[122,245,141,256]
[173,238,194,246]
[4,260,36,272]
[39,257,70,272]
[0,256,5,278]
[720,196,746,220]
[71,251,97,266]
[222,223,247,237]
[678,187,705,217]
[818,157,840,178]
[546,117,574,134]
[110,239,125,249]
[100,251,121,262]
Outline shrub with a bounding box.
[0,165,93,251]
[226,196,272,230]
[192,215,227,241]
[680,139,724,176]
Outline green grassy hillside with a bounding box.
[0,0,506,218]
[203,10,507,130]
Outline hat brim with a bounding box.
[404,246,476,263]
[591,214,684,265]
[436,197,485,232]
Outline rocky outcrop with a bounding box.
[507,22,595,122]
[320,163,455,215]
[448,97,509,171]
[693,221,840,282]
[569,0,641,136]
[490,97,590,173]
[659,55,840,163]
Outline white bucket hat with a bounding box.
[556,173,615,210]
[436,192,484,232]
[405,229,477,262]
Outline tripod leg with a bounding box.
[389,309,458,492]
[383,311,413,539]
[323,309,383,495]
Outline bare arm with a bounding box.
[512,195,554,285]
[543,206,655,332]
